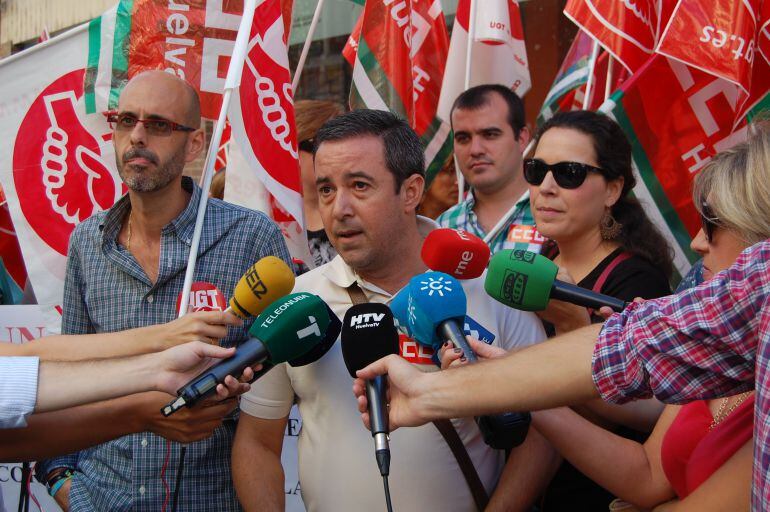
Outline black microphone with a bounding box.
[341,303,400,477]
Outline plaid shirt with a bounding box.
[592,239,770,510]
[436,190,543,254]
[36,177,291,512]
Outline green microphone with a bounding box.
[485,250,628,312]
[162,292,332,415]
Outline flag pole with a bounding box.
[582,40,600,109]
[455,0,478,204]
[178,0,258,316]
[604,56,614,101]
[482,139,535,244]
[292,0,327,92]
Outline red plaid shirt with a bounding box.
[593,240,770,510]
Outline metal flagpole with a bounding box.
[583,40,601,109]
[455,0,479,204]
[604,56,614,101]
[178,0,259,316]
[292,0,327,92]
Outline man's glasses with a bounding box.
[700,201,720,243]
[523,158,606,189]
[103,111,197,136]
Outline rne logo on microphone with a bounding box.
[502,270,527,304]
[454,250,474,276]
[349,312,385,329]
[455,229,471,241]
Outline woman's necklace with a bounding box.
[709,391,752,430]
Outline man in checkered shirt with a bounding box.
[36,71,291,511]
[437,84,544,254]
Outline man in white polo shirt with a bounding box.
[232,110,551,511]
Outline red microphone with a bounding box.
[421,228,491,279]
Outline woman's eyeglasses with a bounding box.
[523,158,606,189]
[700,201,720,243]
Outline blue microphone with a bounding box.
[400,272,478,361]
[389,287,412,335]
[396,271,531,450]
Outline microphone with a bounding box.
[400,271,478,360]
[485,249,628,312]
[286,303,342,367]
[227,256,296,318]
[421,228,490,279]
[162,292,332,416]
[340,303,399,477]
[389,288,412,335]
[395,271,531,449]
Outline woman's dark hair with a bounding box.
[535,110,674,279]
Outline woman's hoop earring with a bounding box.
[600,208,622,240]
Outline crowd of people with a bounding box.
[0,68,766,512]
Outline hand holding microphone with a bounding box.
[162,292,335,416]
[341,303,399,511]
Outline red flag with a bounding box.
[604,54,747,272]
[565,0,675,73]
[227,0,310,263]
[342,13,363,68]
[657,0,760,93]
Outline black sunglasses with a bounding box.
[298,138,315,153]
[523,158,606,189]
[700,201,720,243]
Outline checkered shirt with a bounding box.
[436,190,542,254]
[592,239,770,510]
[36,177,291,511]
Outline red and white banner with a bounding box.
[0,25,122,315]
[436,0,530,122]
[227,0,310,266]
[657,0,760,93]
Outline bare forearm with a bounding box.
[232,440,285,511]
[35,355,162,412]
[5,327,166,362]
[487,428,561,512]
[0,397,143,461]
[422,325,601,420]
[533,408,673,507]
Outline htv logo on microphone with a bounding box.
[349,312,386,329]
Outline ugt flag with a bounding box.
[437,0,530,123]
[348,0,452,183]
[227,0,311,266]
[0,23,123,311]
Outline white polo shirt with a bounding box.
[240,218,546,512]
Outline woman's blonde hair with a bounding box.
[693,124,770,245]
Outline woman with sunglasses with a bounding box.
[525,110,673,335]
[477,111,675,511]
[446,129,765,511]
